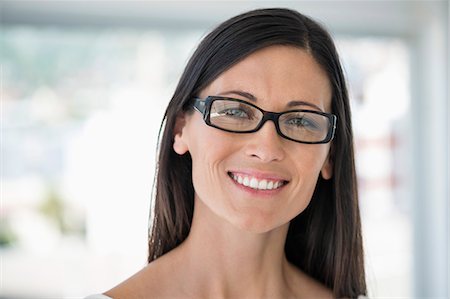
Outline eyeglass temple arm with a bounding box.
[192,98,206,113]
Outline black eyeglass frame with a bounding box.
[192,96,337,144]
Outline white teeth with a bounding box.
[258,180,267,190]
[250,178,258,189]
[230,173,285,190]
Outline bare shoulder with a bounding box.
[104,258,172,299]
[103,265,155,299]
[286,262,334,299]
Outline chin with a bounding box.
[229,213,288,234]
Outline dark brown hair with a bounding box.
[148,7,366,298]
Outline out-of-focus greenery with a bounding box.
[0,220,17,247]
[39,187,66,232]
[39,187,86,236]
[1,27,139,106]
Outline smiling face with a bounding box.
[173,45,333,233]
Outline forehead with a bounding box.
[201,45,332,112]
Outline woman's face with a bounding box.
[174,45,333,233]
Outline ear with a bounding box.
[173,113,189,155]
[320,152,333,180]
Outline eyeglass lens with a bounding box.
[209,99,330,143]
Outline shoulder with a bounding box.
[103,257,176,299]
[287,264,368,299]
[285,262,334,299]
[103,266,157,299]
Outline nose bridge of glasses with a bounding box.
[254,111,284,139]
[257,111,281,130]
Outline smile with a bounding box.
[228,172,288,191]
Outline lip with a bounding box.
[227,169,290,196]
[227,169,290,182]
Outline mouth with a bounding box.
[227,171,289,191]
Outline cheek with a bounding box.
[299,144,330,172]
[285,146,330,209]
[290,144,328,176]
[189,129,234,197]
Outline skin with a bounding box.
[105,45,334,299]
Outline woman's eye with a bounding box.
[222,108,251,118]
[286,117,319,130]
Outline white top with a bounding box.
[86,293,368,299]
[85,295,113,299]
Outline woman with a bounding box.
[87,7,366,299]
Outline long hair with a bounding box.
[148,8,366,298]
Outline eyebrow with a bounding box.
[218,90,324,112]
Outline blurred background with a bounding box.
[1,1,448,298]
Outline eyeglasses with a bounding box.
[192,96,337,144]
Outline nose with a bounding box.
[244,120,285,162]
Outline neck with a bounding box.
[171,198,293,299]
